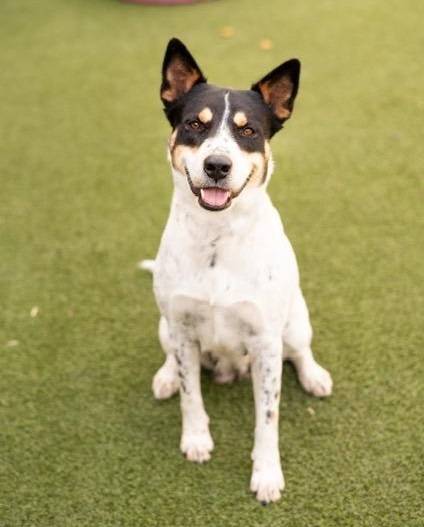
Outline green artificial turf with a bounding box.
[1,0,423,525]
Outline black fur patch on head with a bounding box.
[161,39,300,146]
[168,84,279,154]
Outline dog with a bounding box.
[142,38,333,504]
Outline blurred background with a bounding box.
[1,1,423,526]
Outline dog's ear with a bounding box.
[161,38,207,106]
[251,59,300,124]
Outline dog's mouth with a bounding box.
[199,187,232,211]
[186,168,252,212]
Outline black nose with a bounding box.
[203,155,232,181]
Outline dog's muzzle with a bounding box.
[185,157,252,212]
[185,157,232,211]
[186,172,232,211]
[199,155,233,210]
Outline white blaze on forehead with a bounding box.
[218,91,232,134]
[201,91,235,156]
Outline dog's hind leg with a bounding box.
[152,317,180,400]
[283,288,333,397]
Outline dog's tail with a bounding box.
[138,259,156,273]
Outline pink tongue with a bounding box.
[201,188,231,207]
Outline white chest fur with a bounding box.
[153,181,300,362]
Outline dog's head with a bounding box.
[161,38,300,212]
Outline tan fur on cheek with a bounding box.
[169,130,178,150]
[248,157,266,187]
[264,140,271,159]
[170,144,198,176]
[244,149,269,187]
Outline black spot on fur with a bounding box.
[209,252,217,268]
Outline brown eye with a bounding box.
[242,126,254,136]
[188,119,202,131]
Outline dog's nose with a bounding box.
[203,155,232,181]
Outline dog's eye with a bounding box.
[187,119,203,131]
[241,127,255,137]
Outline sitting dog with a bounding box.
[142,38,333,504]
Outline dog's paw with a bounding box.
[181,430,214,464]
[152,365,179,400]
[250,462,285,504]
[299,361,333,398]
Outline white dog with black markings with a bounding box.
[142,38,333,504]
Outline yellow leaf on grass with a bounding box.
[219,26,235,39]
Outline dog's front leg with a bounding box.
[250,336,284,504]
[170,321,214,464]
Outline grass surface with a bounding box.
[1,0,423,525]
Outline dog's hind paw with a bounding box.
[152,364,179,400]
[250,463,285,504]
[299,361,333,397]
[290,352,333,398]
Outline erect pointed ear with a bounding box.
[251,59,300,123]
[160,38,207,106]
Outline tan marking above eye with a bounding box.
[198,107,213,124]
[233,111,248,128]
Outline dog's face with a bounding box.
[160,39,300,212]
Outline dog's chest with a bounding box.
[156,214,282,303]
[154,200,298,354]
